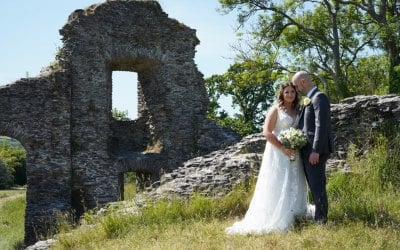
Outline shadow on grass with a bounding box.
[323,196,400,232]
[12,240,24,250]
[292,206,400,233]
[329,207,400,230]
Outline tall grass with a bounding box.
[49,129,400,249]
[53,181,255,249]
[0,190,26,250]
[328,133,400,228]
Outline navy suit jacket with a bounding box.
[298,90,333,155]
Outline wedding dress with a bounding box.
[226,109,313,235]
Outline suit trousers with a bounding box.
[302,152,329,222]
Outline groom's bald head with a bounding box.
[292,71,311,83]
[291,71,314,95]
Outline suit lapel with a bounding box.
[295,88,319,128]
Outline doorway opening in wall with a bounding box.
[0,135,26,248]
[112,71,138,120]
[122,171,153,200]
[123,171,137,200]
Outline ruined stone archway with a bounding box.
[61,0,212,216]
[0,1,238,245]
[0,74,72,245]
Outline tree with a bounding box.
[112,108,130,121]
[0,159,13,189]
[347,55,389,94]
[338,0,400,94]
[219,0,378,99]
[0,141,26,187]
[205,56,277,136]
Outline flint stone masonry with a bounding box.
[331,94,400,155]
[0,0,238,245]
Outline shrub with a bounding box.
[0,141,26,187]
[0,160,13,189]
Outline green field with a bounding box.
[0,189,26,250]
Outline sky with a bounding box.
[0,0,239,119]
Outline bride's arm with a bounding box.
[263,106,294,157]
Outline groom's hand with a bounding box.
[309,152,320,166]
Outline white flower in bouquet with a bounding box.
[278,127,307,160]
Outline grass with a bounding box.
[0,189,25,199]
[50,130,400,249]
[2,130,400,249]
[124,182,137,201]
[327,135,400,227]
[0,189,26,250]
[51,219,399,249]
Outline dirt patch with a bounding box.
[0,189,25,207]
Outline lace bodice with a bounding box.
[274,109,296,136]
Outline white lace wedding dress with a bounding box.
[226,109,313,235]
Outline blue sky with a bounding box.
[0,0,238,118]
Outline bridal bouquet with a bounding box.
[278,127,307,160]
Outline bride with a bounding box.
[226,82,313,235]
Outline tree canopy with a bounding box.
[207,0,398,134]
[0,140,26,189]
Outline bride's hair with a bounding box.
[277,82,300,111]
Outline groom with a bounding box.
[292,71,333,223]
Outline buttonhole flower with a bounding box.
[303,97,311,106]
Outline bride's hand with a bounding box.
[281,146,296,158]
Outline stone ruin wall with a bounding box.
[59,0,208,216]
[0,72,72,245]
[331,95,400,156]
[0,1,239,245]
